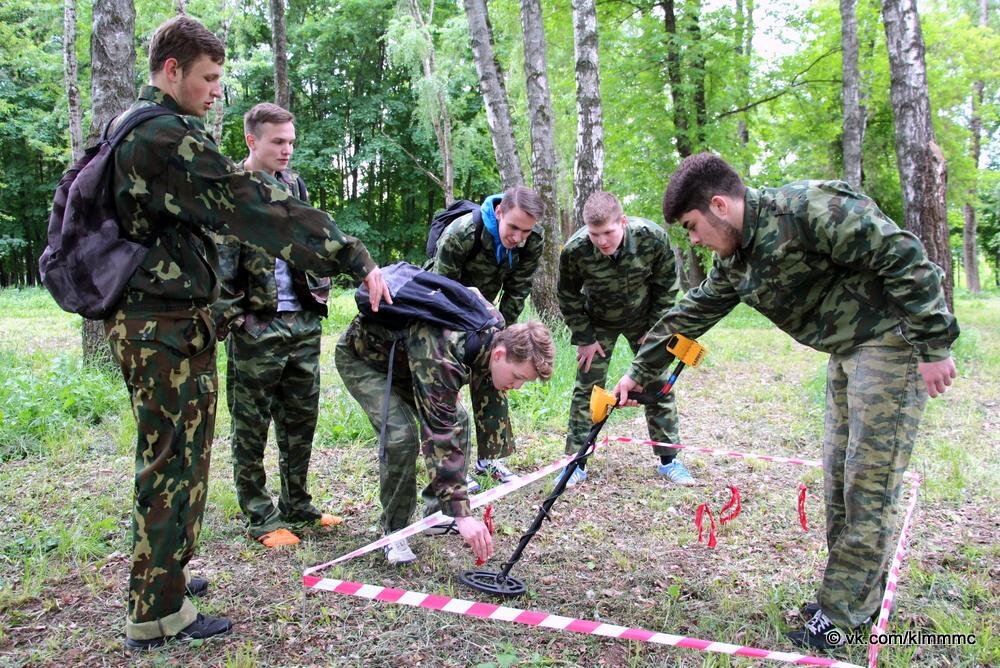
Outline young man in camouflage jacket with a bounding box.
[214,103,341,548]
[335,316,554,566]
[427,186,545,488]
[103,16,389,650]
[557,191,695,486]
[614,153,959,650]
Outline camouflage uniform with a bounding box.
[628,181,960,629]
[558,217,680,457]
[427,203,541,462]
[428,206,543,327]
[104,86,376,642]
[214,168,332,539]
[334,313,512,532]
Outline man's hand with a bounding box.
[362,266,392,312]
[613,374,641,407]
[455,516,493,563]
[576,342,606,373]
[918,357,957,398]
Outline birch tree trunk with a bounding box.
[83,0,135,364]
[572,0,603,232]
[841,0,865,189]
[882,0,953,311]
[270,0,290,109]
[174,0,186,13]
[962,0,986,293]
[63,0,84,161]
[520,0,561,318]
[463,0,523,188]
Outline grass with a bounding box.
[0,285,997,667]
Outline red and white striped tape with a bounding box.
[614,437,918,483]
[304,452,574,576]
[303,574,863,668]
[612,436,824,467]
[867,473,922,668]
[304,435,920,666]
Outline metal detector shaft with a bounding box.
[461,335,707,598]
[495,388,660,582]
[495,415,609,580]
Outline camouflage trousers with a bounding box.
[334,326,471,533]
[227,310,324,538]
[566,325,678,458]
[105,306,218,640]
[818,328,927,629]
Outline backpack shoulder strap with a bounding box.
[464,207,485,266]
[106,105,178,149]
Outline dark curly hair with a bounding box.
[662,153,746,224]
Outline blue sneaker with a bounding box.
[658,460,697,485]
[560,465,588,488]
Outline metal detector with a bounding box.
[459,333,707,598]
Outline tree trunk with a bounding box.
[962,0,986,294]
[63,0,84,161]
[659,0,706,291]
[211,0,232,142]
[520,0,561,318]
[734,0,754,149]
[687,0,707,148]
[660,0,691,157]
[270,0,290,109]
[84,0,135,364]
[881,0,953,311]
[174,0,186,13]
[571,0,603,231]
[463,0,523,188]
[841,0,865,189]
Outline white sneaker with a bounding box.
[475,458,519,483]
[383,538,416,565]
[465,472,482,494]
[561,465,588,488]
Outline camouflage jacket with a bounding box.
[346,315,511,518]
[111,86,374,312]
[629,181,961,386]
[428,210,543,325]
[558,217,678,344]
[213,167,331,336]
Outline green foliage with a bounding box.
[0,0,70,286]
[4,0,1000,306]
[0,351,126,461]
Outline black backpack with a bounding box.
[355,262,504,458]
[425,199,484,261]
[355,261,502,336]
[38,105,176,320]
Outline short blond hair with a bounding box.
[492,321,554,381]
[582,191,623,227]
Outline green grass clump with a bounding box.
[0,351,127,461]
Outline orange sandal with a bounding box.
[318,513,344,528]
[257,528,300,548]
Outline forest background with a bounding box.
[1,0,999,298]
